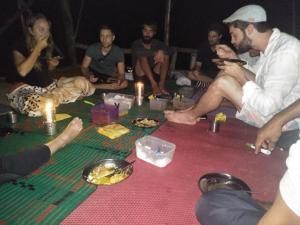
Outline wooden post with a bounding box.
[17,0,29,36]
[164,0,171,46]
[59,0,77,65]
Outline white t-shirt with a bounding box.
[280,139,300,216]
[236,29,300,129]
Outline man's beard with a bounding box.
[235,34,252,54]
[142,36,153,44]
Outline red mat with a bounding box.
[61,118,288,225]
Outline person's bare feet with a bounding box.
[164,110,198,125]
[151,83,162,96]
[46,117,83,154]
[59,117,83,146]
[159,87,170,95]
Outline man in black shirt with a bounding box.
[132,22,172,95]
[187,23,225,83]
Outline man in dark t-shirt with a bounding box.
[132,22,172,95]
[187,23,225,83]
[81,25,128,90]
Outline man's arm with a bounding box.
[116,61,126,85]
[255,99,300,152]
[218,61,256,85]
[242,51,299,117]
[13,36,48,77]
[81,55,92,76]
[257,192,300,225]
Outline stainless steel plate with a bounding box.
[82,159,133,185]
[198,173,251,196]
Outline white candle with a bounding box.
[45,99,55,123]
[135,82,144,98]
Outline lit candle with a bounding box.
[135,82,144,98]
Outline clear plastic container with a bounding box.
[135,136,176,167]
[104,93,135,110]
[91,103,119,125]
[149,98,168,111]
[172,97,195,110]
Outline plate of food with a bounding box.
[198,173,251,196]
[132,118,160,128]
[212,58,247,66]
[82,159,134,185]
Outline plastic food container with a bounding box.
[135,135,176,167]
[104,93,135,111]
[91,103,119,125]
[172,97,195,110]
[149,98,168,111]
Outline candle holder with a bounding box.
[45,122,57,135]
[43,99,57,135]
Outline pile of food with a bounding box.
[87,165,130,185]
[133,118,159,128]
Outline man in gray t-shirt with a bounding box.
[81,25,128,90]
[132,22,172,95]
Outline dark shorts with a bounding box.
[89,68,116,84]
[196,189,266,225]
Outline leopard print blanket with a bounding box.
[7,76,95,117]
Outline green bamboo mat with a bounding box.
[0,144,129,225]
[0,79,179,224]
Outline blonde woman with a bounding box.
[7,14,95,117]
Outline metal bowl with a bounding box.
[198,173,251,196]
[82,159,133,185]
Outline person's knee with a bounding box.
[121,80,128,88]
[134,58,146,76]
[209,75,234,94]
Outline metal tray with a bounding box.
[82,159,133,185]
[198,173,251,196]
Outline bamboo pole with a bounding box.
[59,0,77,65]
[164,0,171,46]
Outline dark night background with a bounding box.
[0,0,299,74]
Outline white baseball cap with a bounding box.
[223,5,267,23]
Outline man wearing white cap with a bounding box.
[194,5,300,225]
[165,4,300,133]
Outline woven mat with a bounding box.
[0,143,129,225]
[0,95,168,225]
[62,118,288,225]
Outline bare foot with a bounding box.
[46,117,83,154]
[160,87,170,95]
[59,117,83,146]
[151,83,162,96]
[164,110,198,125]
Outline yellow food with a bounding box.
[87,165,129,185]
[135,118,158,127]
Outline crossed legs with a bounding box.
[134,55,170,95]
[164,75,243,125]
